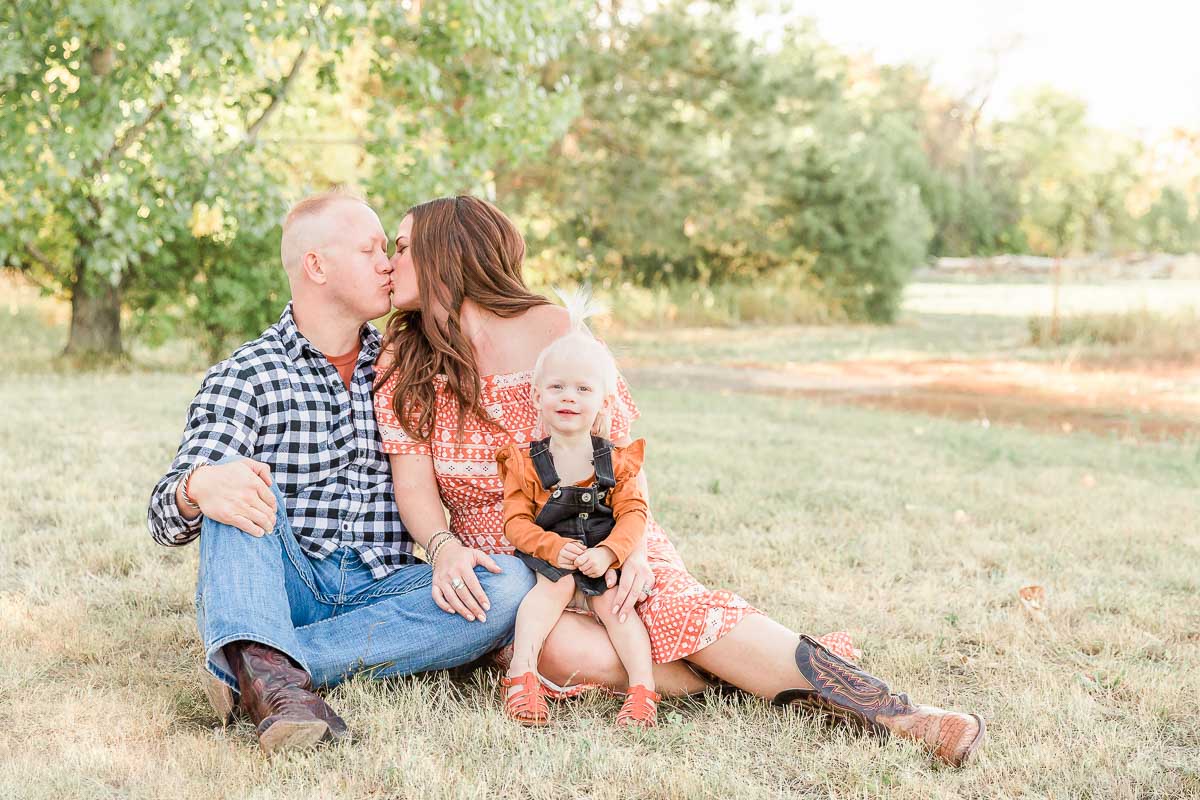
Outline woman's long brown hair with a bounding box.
[378,196,549,442]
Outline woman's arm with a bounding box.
[389,452,500,622]
[605,433,654,620]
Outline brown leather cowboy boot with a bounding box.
[774,635,986,767]
[227,641,350,753]
[202,662,349,743]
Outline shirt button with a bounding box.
[580,512,589,520]
[581,492,591,502]
[342,523,350,531]
[552,489,562,498]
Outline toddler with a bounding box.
[495,291,657,728]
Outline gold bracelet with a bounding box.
[426,530,457,566]
[426,530,453,554]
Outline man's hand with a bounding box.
[431,540,502,622]
[184,459,277,536]
[574,546,616,578]
[555,540,586,570]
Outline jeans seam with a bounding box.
[353,574,434,604]
[293,582,433,632]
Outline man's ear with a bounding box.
[301,250,328,285]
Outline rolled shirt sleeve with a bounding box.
[146,363,261,547]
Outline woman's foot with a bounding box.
[501,671,550,726]
[878,706,985,767]
[775,635,985,767]
[616,684,659,728]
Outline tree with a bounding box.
[994,88,1096,257]
[509,2,931,321]
[1,0,582,360]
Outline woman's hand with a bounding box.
[431,540,502,622]
[607,545,654,623]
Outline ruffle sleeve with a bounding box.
[612,438,646,481]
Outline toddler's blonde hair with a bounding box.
[532,287,619,438]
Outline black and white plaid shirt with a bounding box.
[147,303,415,579]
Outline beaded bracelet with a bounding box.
[428,535,457,568]
[426,530,458,567]
[426,530,454,555]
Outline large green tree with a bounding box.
[1,0,581,360]
[510,2,932,322]
[992,87,1143,257]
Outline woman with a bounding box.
[373,196,985,767]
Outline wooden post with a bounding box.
[1050,256,1062,342]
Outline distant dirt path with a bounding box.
[624,359,1200,441]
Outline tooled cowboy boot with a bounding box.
[774,635,986,767]
[227,641,350,753]
[202,661,350,743]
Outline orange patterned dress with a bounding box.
[373,368,861,679]
[374,368,765,664]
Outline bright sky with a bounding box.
[752,0,1200,138]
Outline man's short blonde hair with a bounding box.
[282,188,366,233]
[279,189,367,274]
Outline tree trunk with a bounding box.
[64,260,123,359]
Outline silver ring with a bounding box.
[640,585,653,595]
[451,577,465,590]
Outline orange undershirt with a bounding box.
[324,339,361,391]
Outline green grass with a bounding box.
[2,284,1199,798]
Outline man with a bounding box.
[148,192,534,753]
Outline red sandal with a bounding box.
[616,684,659,728]
[501,671,550,726]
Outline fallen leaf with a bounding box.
[1019,584,1047,616]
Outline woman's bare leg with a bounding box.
[538,611,710,696]
[683,613,810,698]
[685,612,986,767]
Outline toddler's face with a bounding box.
[533,352,611,437]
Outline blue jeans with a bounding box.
[196,483,534,693]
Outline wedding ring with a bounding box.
[640,585,653,595]
[451,577,465,590]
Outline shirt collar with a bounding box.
[276,302,383,363]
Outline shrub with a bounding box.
[1028,307,1200,356]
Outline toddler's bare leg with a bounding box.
[591,586,655,690]
[507,573,576,682]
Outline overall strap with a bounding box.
[527,437,560,490]
[591,436,617,489]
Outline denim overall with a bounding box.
[515,435,619,596]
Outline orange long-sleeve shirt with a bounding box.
[496,439,648,568]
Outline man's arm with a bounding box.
[146,362,265,546]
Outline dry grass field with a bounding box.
[2,276,1198,799]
